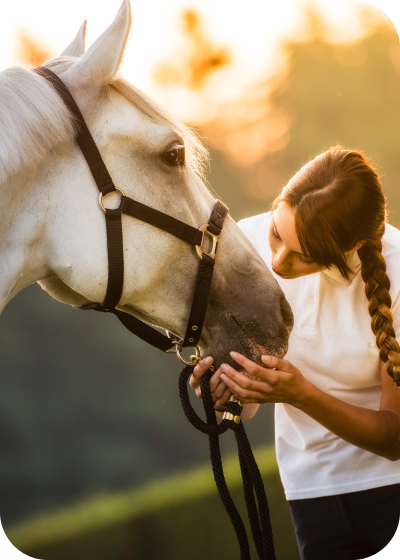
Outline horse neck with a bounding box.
[0,160,56,314]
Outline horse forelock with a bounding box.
[0,56,209,189]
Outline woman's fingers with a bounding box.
[221,364,270,395]
[220,368,267,403]
[212,379,228,400]
[210,367,227,393]
[208,367,231,402]
[189,359,233,404]
[214,387,232,410]
[189,357,214,390]
[210,367,230,402]
[189,356,214,399]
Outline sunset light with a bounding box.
[0,0,396,124]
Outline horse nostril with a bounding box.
[280,296,294,329]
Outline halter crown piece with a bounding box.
[34,66,276,560]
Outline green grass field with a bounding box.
[6,444,300,560]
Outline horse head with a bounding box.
[0,0,293,368]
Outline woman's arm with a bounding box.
[220,353,400,461]
[289,362,400,461]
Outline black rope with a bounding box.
[237,437,265,559]
[178,365,276,559]
[236,424,276,560]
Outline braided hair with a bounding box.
[272,146,400,385]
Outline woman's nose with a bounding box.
[273,249,288,270]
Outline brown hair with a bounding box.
[272,146,400,385]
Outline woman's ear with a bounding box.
[345,241,366,254]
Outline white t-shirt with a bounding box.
[238,212,400,500]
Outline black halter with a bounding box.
[34,66,276,560]
[34,66,228,359]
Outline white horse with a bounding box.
[0,0,293,366]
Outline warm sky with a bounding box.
[0,0,399,122]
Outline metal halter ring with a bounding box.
[177,343,201,366]
[196,224,220,260]
[165,331,201,366]
[99,187,126,214]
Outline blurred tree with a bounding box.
[205,8,400,224]
[14,31,53,67]
[153,9,230,89]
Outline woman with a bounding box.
[190,146,400,560]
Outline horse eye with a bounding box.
[164,146,185,167]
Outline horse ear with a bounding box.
[60,20,87,57]
[70,0,131,87]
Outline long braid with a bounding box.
[358,239,400,385]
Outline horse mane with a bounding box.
[0,57,208,185]
[0,65,76,184]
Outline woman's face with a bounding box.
[268,201,326,279]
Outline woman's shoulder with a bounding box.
[383,223,400,295]
[383,223,400,258]
[383,222,400,246]
[237,212,271,251]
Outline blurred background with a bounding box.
[1,1,399,558]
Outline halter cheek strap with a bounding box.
[34,66,228,355]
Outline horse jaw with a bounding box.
[60,20,87,58]
[38,278,90,307]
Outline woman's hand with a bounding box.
[189,357,232,410]
[220,352,311,406]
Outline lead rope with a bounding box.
[179,365,276,560]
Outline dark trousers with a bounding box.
[289,484,400,560]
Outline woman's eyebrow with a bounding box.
[272,216,312,259]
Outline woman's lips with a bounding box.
[272,268,288,278]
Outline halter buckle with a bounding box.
[196,225,220,260]
[99,188,126,213]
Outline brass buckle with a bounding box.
[98,187,125,214]
[228,395,244,407]
[196,224,220,260]
[222,411,241,424]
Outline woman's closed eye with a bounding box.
[271,227,281,240]
[271,224,314,265]
[298,255,314,266]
